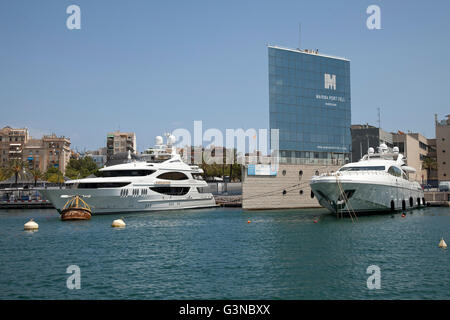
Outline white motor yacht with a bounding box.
[39,134,217,214]
[309,144,425,214]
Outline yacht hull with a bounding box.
[38,188,217,215]
[310,178,424,214]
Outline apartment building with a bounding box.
[106,131,137,161]
[392,132,437,185]
[0,126,71,174]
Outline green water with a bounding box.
[0,207,449,299]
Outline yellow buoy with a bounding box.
[438,238,447,249]
[112,218,126,228]
[24,219,39,230]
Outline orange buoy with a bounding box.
[247,220,251,224]
[401,213,406,218]
[313,220,318,223]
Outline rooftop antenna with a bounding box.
[377,107,381,129]
[298,22,302,50]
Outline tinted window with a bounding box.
[98,170,155,177]
[387,166,403,177]
[150,187,190,195]
[77,182,131,189]
[156,172,189,180]
[339,166,385,171]
[192,173,204,180]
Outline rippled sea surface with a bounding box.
[1,206,449,299]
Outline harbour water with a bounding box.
[0,207,449,299]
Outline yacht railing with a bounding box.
[318,171,388,177]
[279,158,346,166]
[317,170,421,183]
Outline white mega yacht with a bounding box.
[39,135,216,214]
[310,144,425,214]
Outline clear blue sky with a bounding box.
[1,0,449,152]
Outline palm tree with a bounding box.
[422,157,437,184]
[29,168,43,187]
[7,159,27,186]
[47,170,65,186]
[0,166,10,181]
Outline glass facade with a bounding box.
[269,46,351,165]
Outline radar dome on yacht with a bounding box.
[167,135,176,145]
[393,146,399,153]
[155,136,163,145]
[379,143,388,152]
[368,147,375,155]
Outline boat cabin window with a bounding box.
[156,172,189,180]
[339,166,385,172]
[192,173,204,180]
[149,186,190,195]
[197,187,209,193]
[76,182,131,189]
[387,166,403,178]
[98,170,155,177]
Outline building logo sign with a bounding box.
[247,164,278,176]
[324,73,336,90]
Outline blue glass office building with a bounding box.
[269,45,351,164]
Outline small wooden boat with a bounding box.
[60,195,92,221]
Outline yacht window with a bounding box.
[387,166,403,177]
[339,166,385,171]
[197,187,209,193]
[156,172,189,180]
[98,170,155,177]
[77,182,131,189]
[149,187,190,195]
[192,173,204,180]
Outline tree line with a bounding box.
[0,157,99,186]
[0,156,242,186]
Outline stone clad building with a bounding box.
[243,162,339,209]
